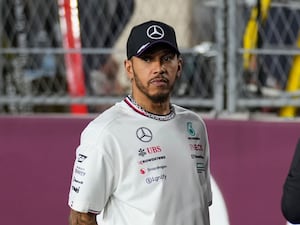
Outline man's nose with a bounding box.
[152,59,166,74]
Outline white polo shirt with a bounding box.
[68,96,212,225]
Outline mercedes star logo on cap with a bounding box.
[146,25,164,40]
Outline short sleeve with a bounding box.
[68,139,115,214]
[205,131,212,206]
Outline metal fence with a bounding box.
[1,0,300,117]
[228,0,300,117]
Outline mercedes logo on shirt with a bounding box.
[146,25,164,40]
[136,127,153,142]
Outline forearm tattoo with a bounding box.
[69,210,97,225]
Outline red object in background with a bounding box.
[58,0,87,114]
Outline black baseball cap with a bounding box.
[126,20,180,59]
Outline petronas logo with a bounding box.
[187,122,195,136]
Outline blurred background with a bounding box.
[1,1,300,225]
[1,0,300,118]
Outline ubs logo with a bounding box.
[138,148,147,157]
[138,146,162,157]
[136,127,152,142]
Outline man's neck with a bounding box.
[131,95,171,115]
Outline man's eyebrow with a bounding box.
[138,53,152,58]
[144,49,175,55]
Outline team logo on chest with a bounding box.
[138,146,162,157]
[136,127,153,142]
[187,122,200,140]
[138,148,147,157]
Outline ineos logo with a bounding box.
[147,25,164,40]
[136,127,152,142]
[77,154,87,163]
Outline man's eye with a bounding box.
[144,58,151,62]
[163,54,174,61]
[140,56,151,62]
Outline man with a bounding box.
[282,138,300,224]
[68,20,212,225]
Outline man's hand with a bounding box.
[69,209,97,225]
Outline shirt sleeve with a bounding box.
[205,133,213,206]
[68,128,116,214]
[199,118,212,207]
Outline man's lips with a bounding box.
[149,77,168,86]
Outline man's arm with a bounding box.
[281,139,300,224]
[69,209,98,225]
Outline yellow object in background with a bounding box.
[279,35,300,118]
[243,0,272,70]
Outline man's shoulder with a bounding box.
[91,102,125,126]
[173,104,203,118]
[81,102,126,138]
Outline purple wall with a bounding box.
[0,116,89,225]
[0,116,299,225]
[207,119,299,225]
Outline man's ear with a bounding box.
[124,59,133,80]
[177,57,183,78]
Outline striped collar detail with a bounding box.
[124,95,175,121]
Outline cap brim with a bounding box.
[135,41,180,57]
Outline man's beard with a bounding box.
[133,71,176,104]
